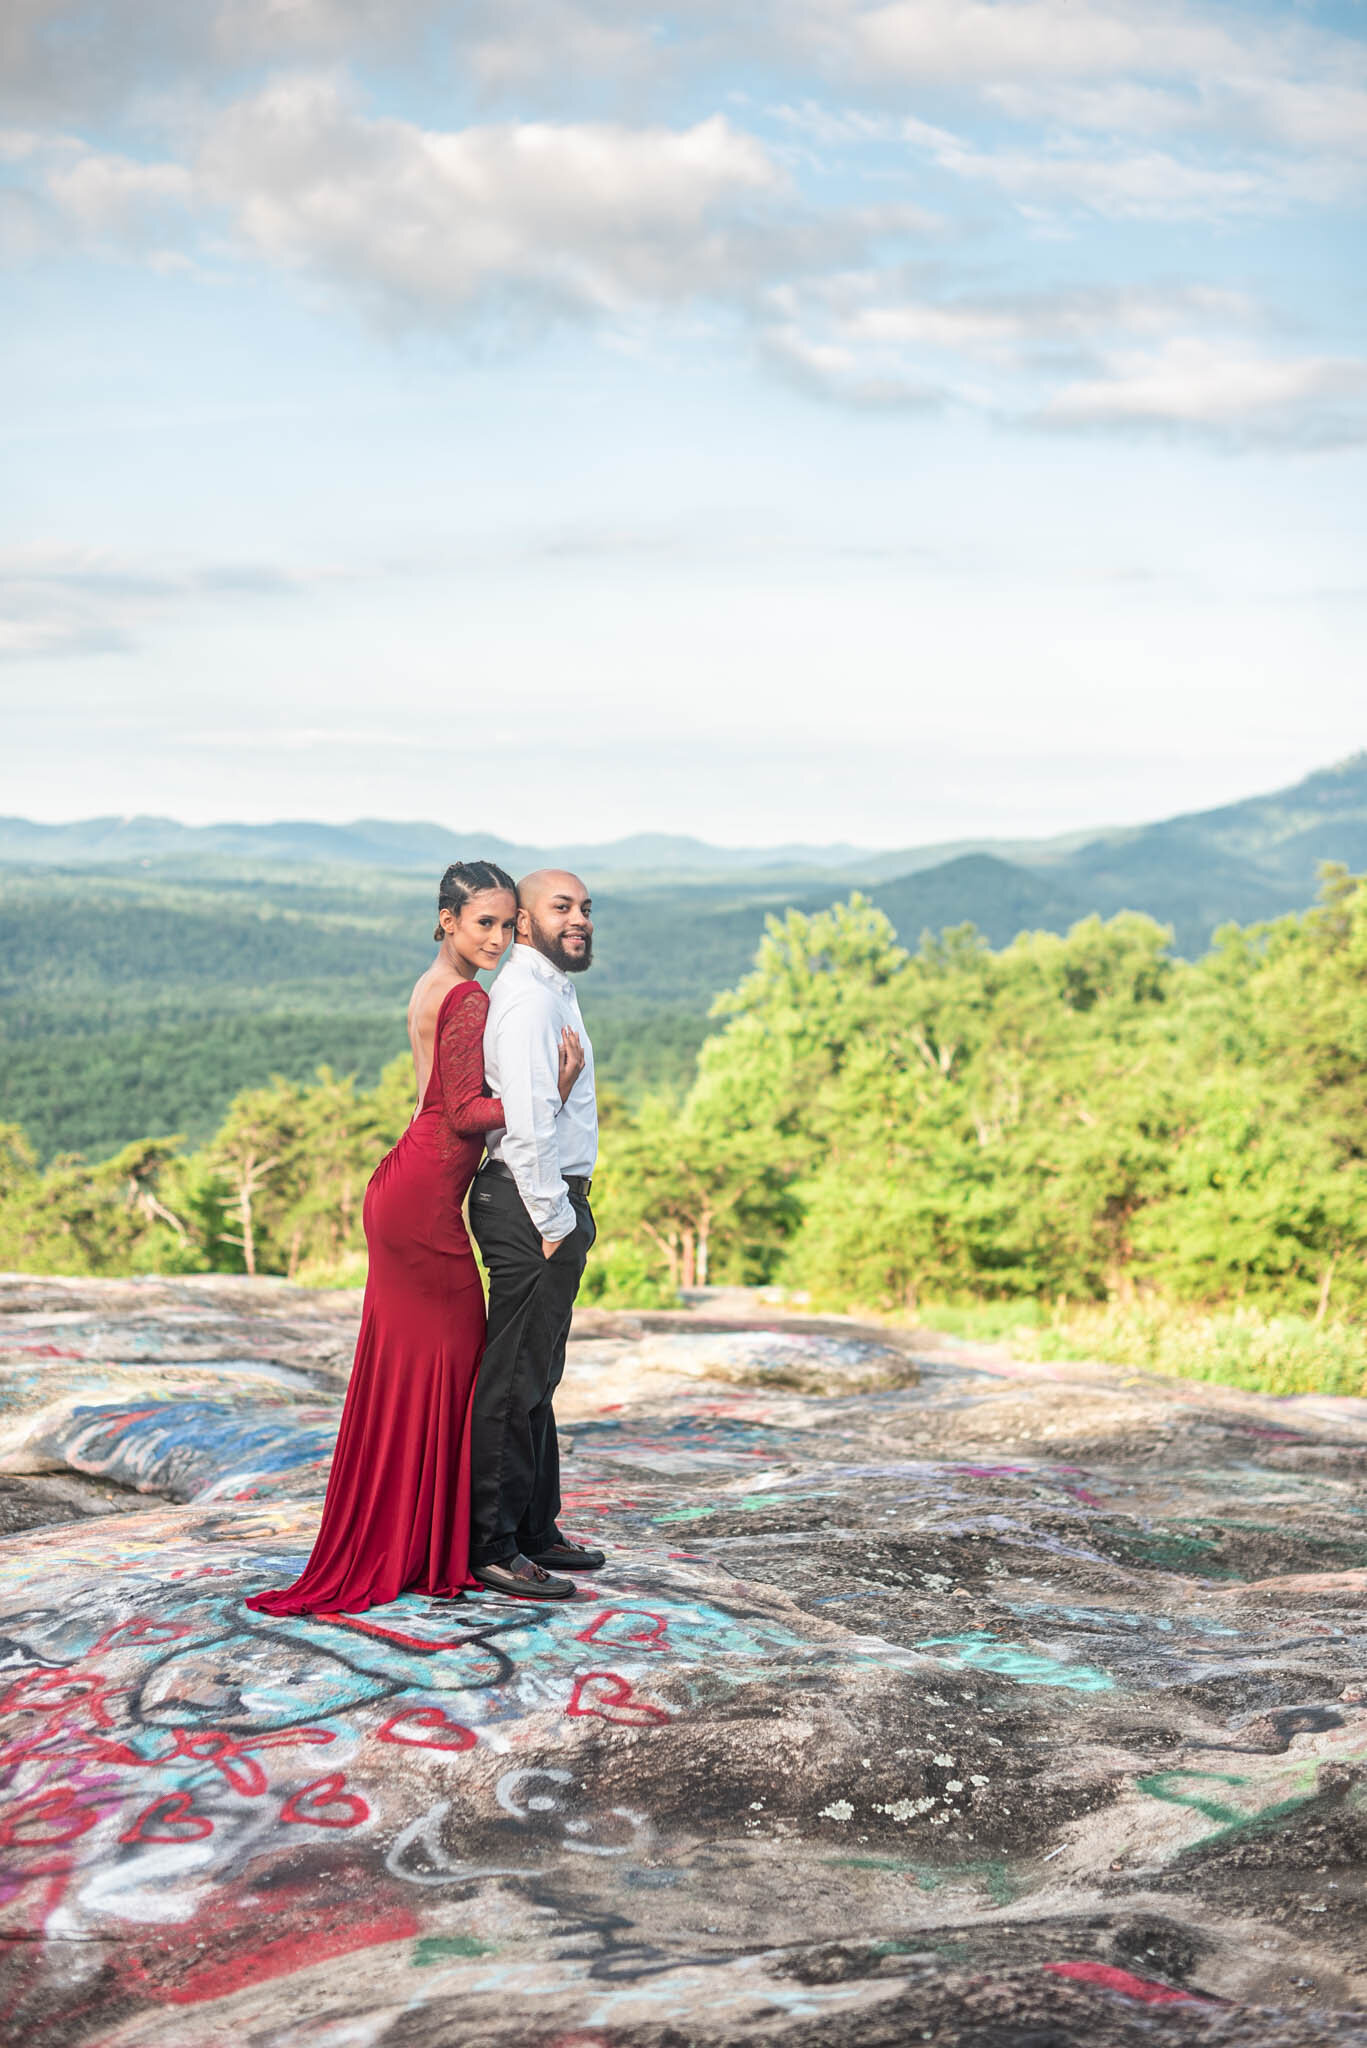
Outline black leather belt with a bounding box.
[481,1158,592,1199]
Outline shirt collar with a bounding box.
[509,941,572,995]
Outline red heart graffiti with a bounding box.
[576,1609,669,1652]
[567,1672,670,1727]
[255,1726,336,1754]
[0,1787,100,1848]
[93,1617,192,1652]
[164,1729,268,1798]
[279,1774,369,1829]
[120,1792,214,1845]
[377,1706,477,1753]
[1,1670,119,1728]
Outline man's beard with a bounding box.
[527,915,593,974]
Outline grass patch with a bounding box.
[912,1298,1051,1343]
[1018,1300,1367,1400]
[838,1293,1367,1400]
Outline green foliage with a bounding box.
[0,869,1363,1407]
[196,1066,412,1279]
[890,1295,1367,1399]
[0,1062,414,1283]
[576,1237,681,1311]
[591,871,1364,1326]
[0,1129,202,1277]
[0,1013,411,1162]
[591,1094,799,1294]
[0,865,734,1162]
[1022,1300,1367,1401]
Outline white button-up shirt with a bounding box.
[483,942,598,1243]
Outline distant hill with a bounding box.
[842,752,1367,954]
[864,854,1093,950]
[0,815,530,873]
[2,754,1362,949]
[1035,752,1367,954]
[2,753,1363,1162]
[0,815,871,883]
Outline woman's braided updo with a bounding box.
[433,859,517,942]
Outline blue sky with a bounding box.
[2,0,1364,849]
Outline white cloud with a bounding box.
[846,0,1180,85]
[754,279,1367,446]
[1223,73,1367,159]
[194,80,785,317]
[983,72,1367,161]
[763,275,1245,387]
[823,2,1367,215]
[45,151,193,235]
[3,2,1364,453]
[980,77,1208,136]
[0,546,299,661]
[760,320,950,408]
[834,0,1367,128]
[812,279,1248,353]
[27,82,804,323]
[1038,337,1367,445]
[7,0,1366,166]
[0,0,714,120]
[35,87,1351,450]
[29,81,938,330]
[902,114,1324,221]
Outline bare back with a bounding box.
[406,965,475,1116]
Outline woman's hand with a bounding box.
[556,1026,585,1104]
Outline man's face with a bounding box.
[521,873,594,974]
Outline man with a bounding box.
[467,869,604,1600]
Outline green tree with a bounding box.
[592,1096,798,1295]
[0,1132,202,1276]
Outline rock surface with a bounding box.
[1,1273,1365,2047]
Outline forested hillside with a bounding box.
[4,874,1363,1360]
[5,749,1364,1164]
[0,865,749,1158]
[0,859,1119,1160]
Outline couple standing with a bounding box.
[247,860,601,1617]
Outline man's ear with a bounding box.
[515,905,532,940]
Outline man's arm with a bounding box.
[492,989,576,1245]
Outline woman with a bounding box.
[246,859,584,1616]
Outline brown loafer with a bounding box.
[472,1553,575,1600]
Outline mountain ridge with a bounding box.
[1,752,1363,964]
[2,751,1361,887]
[3,754,1363,1162]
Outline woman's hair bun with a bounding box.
[433,858,517,942]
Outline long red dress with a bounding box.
[246,981,504,1616]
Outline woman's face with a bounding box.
[445,888,517,971]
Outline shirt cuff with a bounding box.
[537,1197,577,1243]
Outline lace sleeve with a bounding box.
[438,986,506,1137]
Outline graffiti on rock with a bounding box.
[1,1276,1366,2047]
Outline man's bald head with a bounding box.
[515,869,594,974]
[517,868,587,915]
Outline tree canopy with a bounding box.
[2,871,1363,1327]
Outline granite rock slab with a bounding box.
[1,1275,1365,2047]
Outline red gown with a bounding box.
[246,981,503,1616]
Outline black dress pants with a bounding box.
[468,1167,595,1568]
